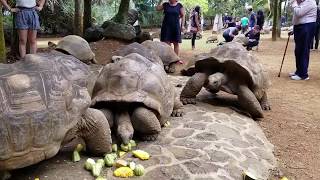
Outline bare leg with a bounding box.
[173,42,179,56]
[79,108,112,155]
[114,111,134,145]
[28,30,37,54]
[259,92,271,110]
[18,30,28,58]
[131,107,161,141]
[238,85,264,118]
[180,73,207,104]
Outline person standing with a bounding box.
[247,6,256,30]
[256,10,265,30]
[289,0,317,80]
[0,0,45,59]
[241,16,249,33]
[156,0,185,56]
[190,5,201,50]
[310,5,320,50]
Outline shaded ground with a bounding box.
[8,31,320,179]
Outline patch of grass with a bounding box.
[180,31,223,52]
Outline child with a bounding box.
[223,25,241,42]
[245,25,261,50]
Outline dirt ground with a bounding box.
[7,33,320,180]
[88,36,320,180]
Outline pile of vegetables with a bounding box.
[71,140,150,179]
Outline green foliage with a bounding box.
[180,0,208,14]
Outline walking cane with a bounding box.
[278,34,291,77]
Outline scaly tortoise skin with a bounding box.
[180,42,271,118]
[91,53,183,144]
[0,36,112,171]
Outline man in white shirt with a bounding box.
[289,0,317,80]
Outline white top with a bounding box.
[16,0,36,8]
[292,0,317,25]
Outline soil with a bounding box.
[6,34,320,180]
[88,37,320,180]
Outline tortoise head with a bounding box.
[207,72,226,91]
[55,35,97,64]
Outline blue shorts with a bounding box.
[15,7,40,30]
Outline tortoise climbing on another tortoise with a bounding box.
[91,53,183,145]
[0,35,112,172]
[141,40,181,73]
[180,42,271,118]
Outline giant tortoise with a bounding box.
[180,42,271,118]
[141,40,181,73]
[91,53,183,144]
[0,35,112,173]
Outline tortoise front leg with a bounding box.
[260,92,271,110]
[238,85,264,118]
[79,108,112,155]
[99,108,114,128]
[180,73,207,104]
[131,107,161,141]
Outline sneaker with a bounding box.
[288,72,296,77]
[290,75,309,80]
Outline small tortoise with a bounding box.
[141,40,180,73]
[91,53,183,144]
[0,35,112,172]
[206,35,218,43]
[180,42,271,118]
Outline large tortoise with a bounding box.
[180,42,271,118]
[0,35,112,172]
[114,42,163,66]
[141,40,181,73]
[91,53,183,144]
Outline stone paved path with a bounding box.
[11,76,277,180]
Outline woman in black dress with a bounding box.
[156,0,185,56]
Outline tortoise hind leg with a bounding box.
[260,92,271,110]
[79,108,112,155]
[180,73,207,104]
[131,107,161,141]
[238,85,264,118]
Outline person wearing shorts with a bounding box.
[0,0,45,59]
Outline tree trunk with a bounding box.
[83,0,92,32]
[0,9,6,63]
[277,0,282,38]
[112,0,130,24]
[74,0,83,36]
[272,0,279,41]
[11,14,19,58]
